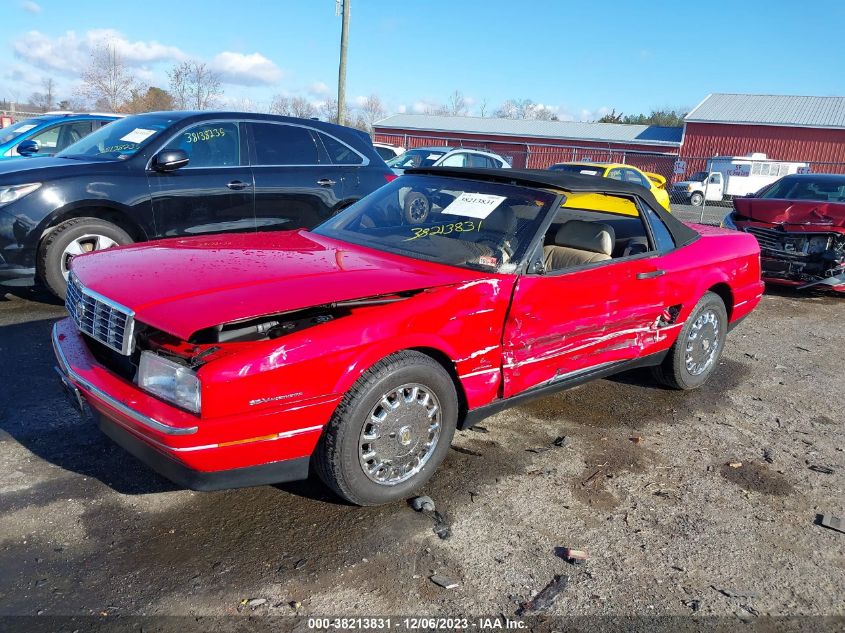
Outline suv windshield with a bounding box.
[387,149,447,169]
[312,174,555,273]
[0,119,42,145]
[759,176,845,202]
[57,114,180,160]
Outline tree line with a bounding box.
[11,43,689,132]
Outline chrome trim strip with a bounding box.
[52,324,198,436]
[116,424,325,454]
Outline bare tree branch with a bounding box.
[168,61,222,111]
[80,43,139,112]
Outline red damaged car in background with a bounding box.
[53,168,763,505]
[723,173,845,291]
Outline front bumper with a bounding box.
[52,319,331,490]
[737,222,845,292]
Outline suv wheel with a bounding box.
[652,292,728,390]
[315,351,458,505]
[40,218,132,299]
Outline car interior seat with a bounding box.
[543,219,615,271]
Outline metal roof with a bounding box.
[685,93,845,129]
[373,114,683,147]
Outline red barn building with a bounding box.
[372,114,683,173]
[681,93,845,172]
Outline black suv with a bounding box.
[0,111,394,297]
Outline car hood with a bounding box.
[0,155,107,177]
[69,230,487,340]
[734,198,845,228]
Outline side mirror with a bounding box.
[17,139,40,156]
[152,149,189,172]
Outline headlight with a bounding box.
[0,183,41,207]
[720,212,738,230]
[686,184,692,192]
[138,351,201,413]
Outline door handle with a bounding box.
[227,180,251,190]
[637,270,666,279]
[317,178,337,187]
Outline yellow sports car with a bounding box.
[549,162,671,211]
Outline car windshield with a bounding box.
[387,149,447,169]
[758,176,845,202]
[0,119,42,145]
[56,114,179,160]
[549,164,604,176]
[689,171,709,181]
[312,175,556,273]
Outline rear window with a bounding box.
[251,122,321,165]
[319,132,363,165]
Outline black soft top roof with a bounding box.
[406,166,700,247]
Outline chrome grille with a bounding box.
[65,272,135,355]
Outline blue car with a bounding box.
[0,112,122,159]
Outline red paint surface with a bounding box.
[56,222,763,478]
[682,123,845,172]
[734,198,845,229]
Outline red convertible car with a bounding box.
[53,168,763,505]
[723,173,845,292]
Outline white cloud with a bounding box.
[353,95,368,107]
[211,51,283,86]
[21,1,41,13]
[12,29,185,74]
[308,81,329,96]
[411,99,440,114]
[397,104,407,114]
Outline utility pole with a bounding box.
[337,0,350,126]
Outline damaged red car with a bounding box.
[53,168,763,505]
[723,173,845,291]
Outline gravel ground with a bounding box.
[0,281,842,627]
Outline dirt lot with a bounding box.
[0,280,842,627]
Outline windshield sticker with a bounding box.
[442,193,507,219]
[405,220,482,241]
[119,128,157,144]
[478,255,498,267]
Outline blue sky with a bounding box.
[2,0,844,119]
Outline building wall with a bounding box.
[682,122,845,166]
[373,127,679,171]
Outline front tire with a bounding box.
[652,292,728,390]
[690,192,704,206]
[39,218,132,299]
[315,351,458,506]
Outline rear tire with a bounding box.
[652,292,728,390]
[315,351,458,506]
[39,217,132,299]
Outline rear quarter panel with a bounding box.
[661,224,763,324]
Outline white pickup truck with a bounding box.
[672,153,808,206]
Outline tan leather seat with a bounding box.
[543,220,615,271]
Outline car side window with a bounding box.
[55,121,93,152]
[439,152,467,167]
[251,122,322,166]
[624,169,649,189]
[165,121,241,168]
[27,124,62,152]
[318,132,363,165]
[467,154,492,168]
[641,204,676,252]
[606,168,624,180]
[539,194,656,275]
